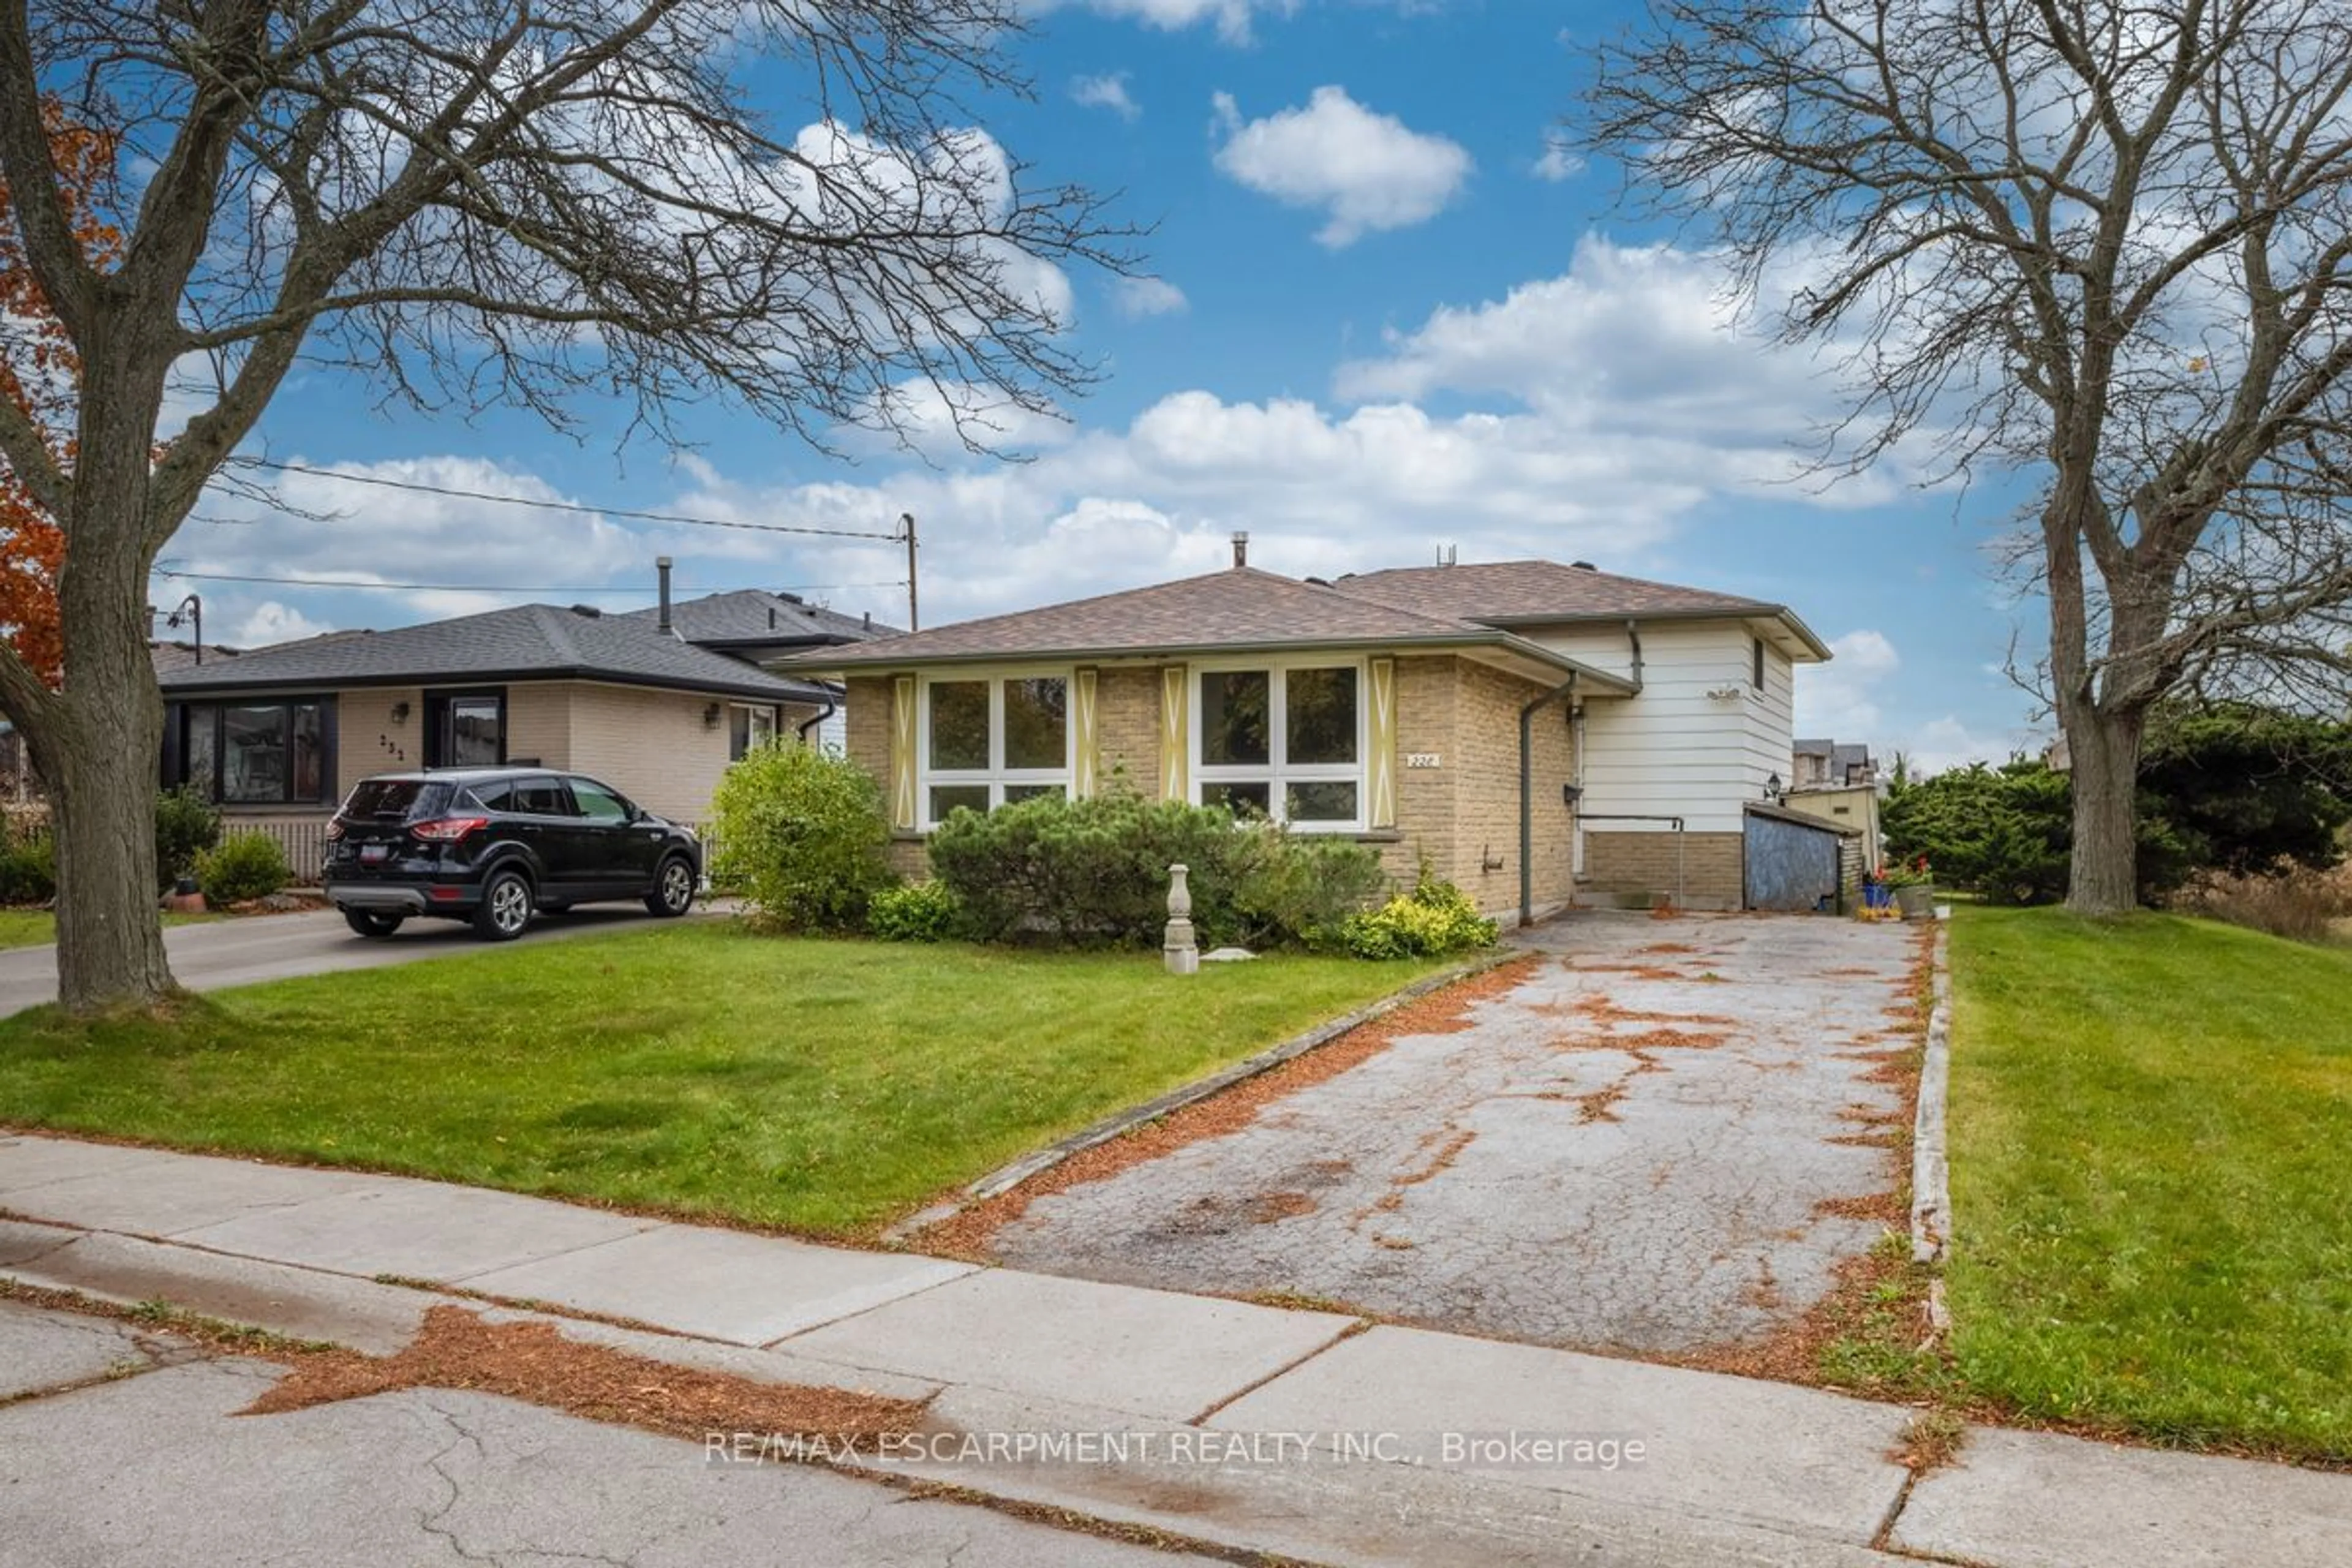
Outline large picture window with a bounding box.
[919,673,1069,825]
[1195,662,1362,829]
[167,699,333,805]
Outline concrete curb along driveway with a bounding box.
[4,1134,2342,1567]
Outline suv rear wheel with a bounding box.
[473,867,535,941]
[646,856,696,918]
[342,909,404,939]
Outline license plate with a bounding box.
[360,845,390,864]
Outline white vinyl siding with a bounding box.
[1528,621,1796,834]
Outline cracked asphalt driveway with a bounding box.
[989,912,1928,1357]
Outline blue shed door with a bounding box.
[1744,812,1841,911]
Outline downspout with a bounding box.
[1520,674,1580,929]
[1624,618,1644,692]
[795,688,840,742]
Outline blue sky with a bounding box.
[159,0,2052,772]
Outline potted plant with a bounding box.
[1885,856,1936,918]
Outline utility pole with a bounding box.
[902,512,918,631]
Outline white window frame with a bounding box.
[916,668,1073,828]
[729,703,778,761]
[1190,656,1368,832]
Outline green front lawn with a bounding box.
[0,908,220,949]
[1948,907,2352,1458]
[0,922,1440,1235]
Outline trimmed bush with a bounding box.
[197,832,292,905]
[709,744,892,932]
[1336,872,1498,960]
[925,788,1387,949]
[0,827,56,905]
[868,880,959,942]
[155,785,222,891]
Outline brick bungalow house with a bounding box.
[155,568,888,875]
[783,548,1836,916]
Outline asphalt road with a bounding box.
[0,903,705,1016]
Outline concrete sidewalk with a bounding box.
[1,1132,2341,1567]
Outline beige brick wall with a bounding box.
[1582,830,1744,910]
[563,682,824,824]
[1403,657,1578,920]
[844,675,894,794]
[1094,665,1163,796]
[503,683,573,773]
[336,686,426,794]
[835,655,1586,917]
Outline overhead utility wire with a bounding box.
[224,456,904,542]
[152,569,908,595]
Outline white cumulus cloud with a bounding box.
[1071,72,1141,122]
[1531,141,1581,181]
[1795,628,1900,739]
[1112,276,1189,318]
[1210,86,1472,247]
[232,601,336,648]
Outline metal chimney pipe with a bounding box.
[1231,531,1250,569]
[656,557,673,633]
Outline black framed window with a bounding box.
[425,690,506,768]
[164,698,335,805]
[1753,637,1766,690]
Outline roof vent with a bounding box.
[569,604,603,618]
[1570,560,1597,571]
[1231,531,1250,569]
[777,590,805,605]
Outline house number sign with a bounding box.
[1406,753,1442,769]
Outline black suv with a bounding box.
[323,769,701,941]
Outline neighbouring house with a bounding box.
[783,544,1836,916]
[1785,737,1884,868]
[155,565,886,877]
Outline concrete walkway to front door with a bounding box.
[989,911,1925,1357]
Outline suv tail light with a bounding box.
[410,816,489,843]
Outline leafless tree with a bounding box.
[0,0,1129,1012]
[1580,0,2352,913]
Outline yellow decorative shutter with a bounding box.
[889,676,919,831]
[1367,657,1397,829]
[1072,667,1099,798]
[1159,665,1189,801]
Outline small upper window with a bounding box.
[1752,637,1767,690]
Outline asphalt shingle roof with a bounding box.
[156,602,831,702]
[1332,560,1781,623]
[617,589,897,646]
[786,559,1823,673]
[790,568,1520,669]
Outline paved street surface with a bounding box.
[992,912,1922,1354]
[0,903,709,1016]
[0,1302,1221,1568]
[4,1133,2343,1567]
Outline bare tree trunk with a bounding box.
[2062,701,2146,916]
[39,327,176,1013]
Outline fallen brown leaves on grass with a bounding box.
[243,1305,925,1450]
[914,956,1541,1258]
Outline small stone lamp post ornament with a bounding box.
[1164,862,1199,976]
